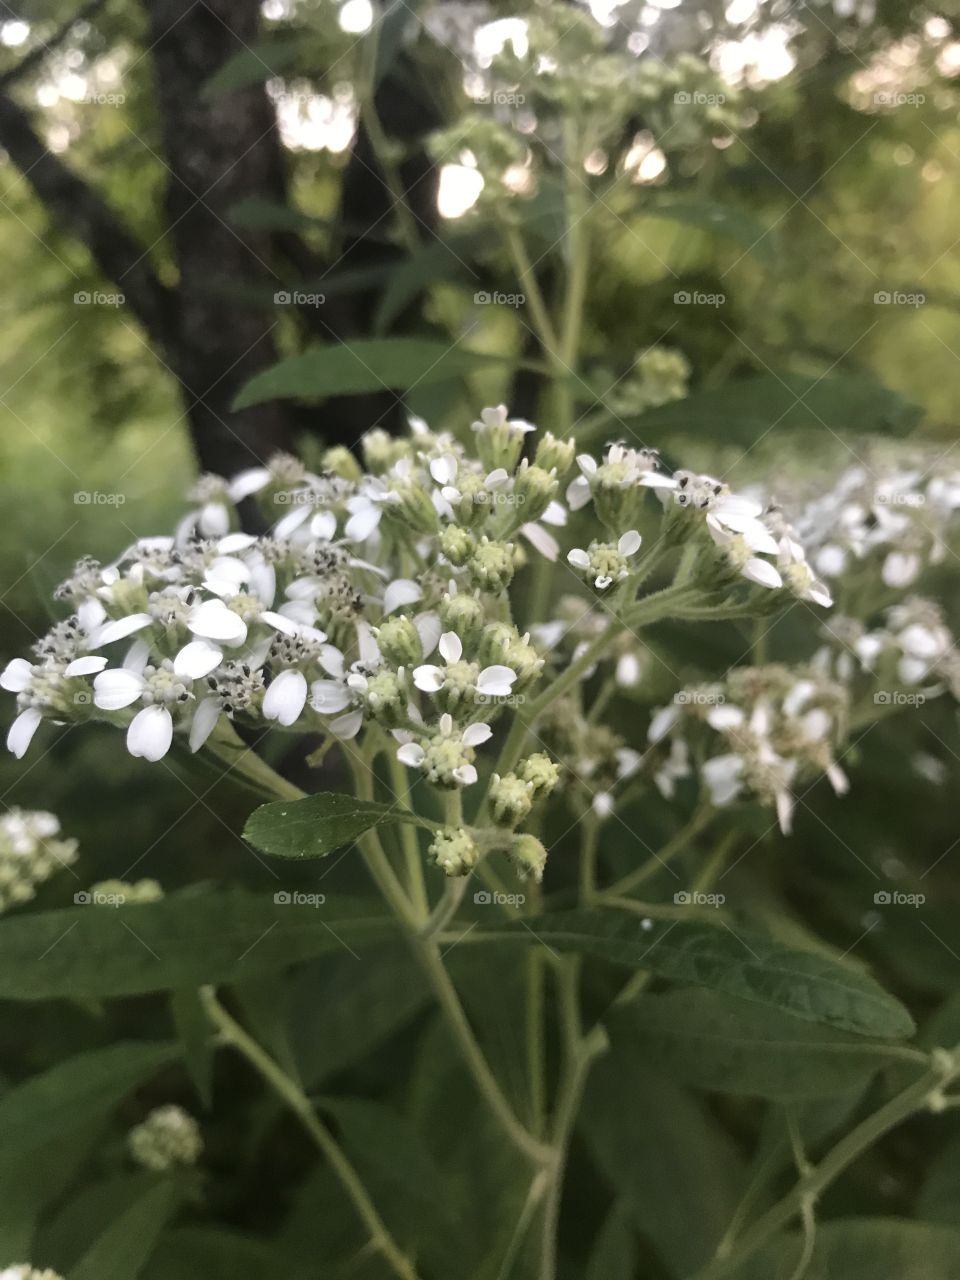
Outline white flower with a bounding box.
[93,653,192,762]
[413,631,517,700]
[396,713,492,787]
[567,531,641,589]
[262,669,309,726]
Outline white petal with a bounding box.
[567,549,590,569]
[485,467,510,489]
[430,454,458,485]
[414,612,442,658]
[273,504,312,538]
[648,705,679,743]
[329,709,363,738]
[462,721,492,746]
[476,665,516,697]
[741,558,783,590]
[413,664,445,693]
[0,658,33,692]
[189,600,247,643]
[174,640,223,679]
[541,500,567,527]
[91,613,153,648]
[310,510,338,541]
[228,467,272,500]
[702,754,744,806]
[7,707,42,758]
[127,705,173,761]
[618,530,642,556]
[64,655,109,678]
[383,579,422,615]
[453,764,478,785]
[189,697,221,751]
[576,454,597,476]
[261,610,298,636]
[318,645,345,679]
[310,680,351,713]
[706,705,745,731]
[775,788,794,836]
[397,742,425,767]
[123,639,152,673]
[218,532,258,553]
[77,598,107,631]
[199,501,230,537]
[566,476,592,511]
[345,505,382,542]
[639,471,677,490]
[438,631,462,663]
[263,669,308,726]
[93,669,146,710]
[521,522,559,562]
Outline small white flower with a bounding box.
[413,631,517,700]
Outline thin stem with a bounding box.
[387,744,429,916]
[527,948,547,1136]
[602,803,715,899]
[419,875,470,938]
[201,988,420,1280]
[503,220,561,356]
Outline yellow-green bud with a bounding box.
[489,772,534,826]
[439,592,486,647]
[535,431,576,476]
[509,833,548,883]
[352,669,406,726]
[448,473,491,529]
[361,428,405,473]
[440,525,476,566]
[471,404,532,473]
[512,461,558,523]
[469,538,517,592]
[478,621,517,666]
[501,633,544,689]
[519,753,560,797]
[322,446,363,481]
[128,1105,202,1172]
[428,827,479,876]
[88,877,163,905]
[388,479,440,536]
[375,615,422,667]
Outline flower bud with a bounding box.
[428,826,479,876]
[535,431,576,476]
[128,1105,202,1172]
[362,429,405,473]
[376,615,423,667]
[322,445,363,481]
[489,772,534,826]
[389,478,440,536]
[477,621,518,666]
[349,669,406,726]
[519,752,560,797]
[440,525,476,566]
[469,538,517,592]
[471,405,532,473]
[440,591,486,647]
[509,832,548,882]
[512,461,558,523]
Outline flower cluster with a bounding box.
[817,596,960,698]
[0,809,77,913]
[648,667,850,835]
[128,1105,203,1172]
[88,877,164,904]
[0,1268,63,1280]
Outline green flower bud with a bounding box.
[509,833,548,883]
[518,752,560,797]
[388,478,440,536]
[361,428,405,473]
[512,461,558,523]
[321,445,363,481]
[440,524,476,566]
[128,1105,202,1172]
[376,615,422,667]
[501,632,545,690]
[489,772,534,826]
[469,538,517,592]
[448,473,491,529]
[439,591,486,648]
[89,877,163,905]
[477,621,518,667]
[471,405,532,473]
[352,669,406,726]
[428,827,479,877]
[535,431,576,476]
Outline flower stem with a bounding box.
[200,987,420,1280]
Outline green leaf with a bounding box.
[72,1180,181,1280]
[146,1228,315,1280]
[0,1042,179,1152]
[373,240,473,333]
[726,1217,960,1279]
[586,1203,637,1280]
[0,1123,103,1260]
[170,989,214,1109]
[646,199,778,263]
[919,1132,960,1227]
[483,911,914,1039]
[582,1058,744,1274]
[232,339,503,408]
[201,37,304,98]
[0,891,393,1000]
[243,792,427,860]
[631,372,921,443]
[619,989,901,1099]
[41,1172,164,1273]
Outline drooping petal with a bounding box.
[476,665,516,698]
[430,454,457,485]
[91,613,153,648]
[7,707,42,758]
[566,476,591,511]
[617,530,642,556]
[397,742,425,768]
[228,467,272,501]
[127,705,173,761]
[706,705,745,731]
[199,501,230,537]
[93,668,146,711]
[63,655,109,678]
[261,610,298,636]
[310,510,338,541]
[541,500,567,527]
[345,504,382,542]
[174,640,223,680]
[414,612,442,657]
[567,548,590,569]
[189,600,247,643]
[272,503,312,539]
[263,669,308,726]
[310,680,351,713]
[648,704,679,743]
[520,522,559,562]
[123,639,152,673]
[461,721,492,747]
[383,579,422,615]
[438,631,462,663]
[329,709,363,738]
[412,664,445,693]
[0,658,33,692]
[741,558,783,590]
[453,764,478,785]
[189,697,221,752]
[702,754,745,806]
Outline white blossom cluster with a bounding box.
[815,595,960,698]
[0,1267,63,1280]
[0,809,77,913]
[128,1104,202,1172]
[648,667,851,835]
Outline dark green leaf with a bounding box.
[41,1172,163,1273]
[243,792,426,860]
[619,989,902,1099]
[146,1228,316,1280]
[232,339,503,408]
[318,1097,447,1213]
[71,1180,181,1280]
[586,1202,637,1280]
[483,911,914,1039]
[646,199,778,263]
[726,1217,960,1279]
[201,38,304,98]
[170,989,214,1109]
[0,1042,179,1152]
[0,892,394,1000]
[373,240,475,333]
[0,1124,103,1260]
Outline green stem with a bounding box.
[602,803,715,900]
[201,988,420,1280]
[387,743,429,916]
[419,875,470,939]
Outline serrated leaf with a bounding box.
[243,792,426,859]
[619,989,900,1099]
[725,1217,960,1279]
[0,1042,179,1152]
[630,373,921,444]
[232,339,502,408]
[72,1180,181,1280]
[0,891,393,1000]
[483,911,914,1039]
